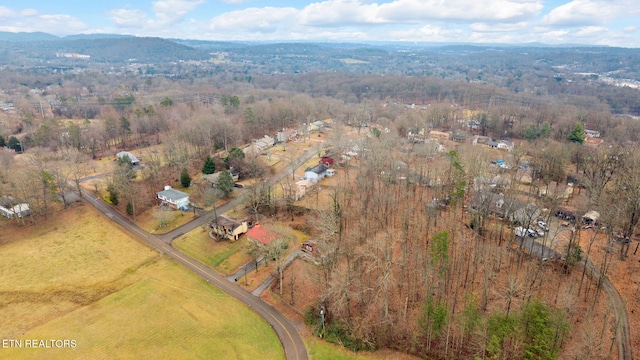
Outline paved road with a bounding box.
[77,143,325,359]
[157,144,325,244]
[82,190,308,360]
[516,236,632,360]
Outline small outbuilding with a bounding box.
[117,151,140,165]
[246,225,280,247]
[582,210,600,225]
[0,203,30,218]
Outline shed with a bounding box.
[117,151,140,165]
[246,226,279,246]
[0,203,30,218]
[583,210,600,224]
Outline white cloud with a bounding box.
[0,7,88,35]
[379,0,543,23]
[298,1,385,26]
[0,6,39,18]
[208,7,298,33]
[151,0,205,26]
[542,0,640,27]
[298,0,543,27]
[108,9,148,27]
[469,22,529,33]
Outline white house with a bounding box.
[243,135,275,155]
[276,128,297,143]
[157,186,190,210]
[305,164,328,182]
[254,135,275,152]
[117,151,140,165]
[0,203,30,218]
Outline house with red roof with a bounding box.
[246,225,280,247]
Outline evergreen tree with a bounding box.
[224,147,245,167]
[8,136,20,151]
[180,168,191,188]
[202,155,216,174]
[217,170,234,198]
[568,122,586,144]
[107,182,119,205]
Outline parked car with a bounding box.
[515,226,539,238]
[537,220,549,231]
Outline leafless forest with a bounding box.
[2,68,640,359]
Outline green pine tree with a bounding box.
[217,170,234,198]
[180,168,191,188]
[202,155,216,174]
[568,122,586,144]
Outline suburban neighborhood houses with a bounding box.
[3,39,640,359]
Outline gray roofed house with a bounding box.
[117,151,140,165]
[0,196,29,218]
[471,192,540,225]
[157,186,190,210]
[305,164,328,182]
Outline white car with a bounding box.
[515,226,539,238]
[537,220,549,231]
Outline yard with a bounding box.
[0,204,283,359]
[173,227,252,274]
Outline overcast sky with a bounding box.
[1,0,639,47]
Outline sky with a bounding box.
[0,0,639,47]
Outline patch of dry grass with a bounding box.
[0,260,283,359]
[173,228,252,274]
[0,204,283,359]
[135,206,199,234]
[0,204,159,339]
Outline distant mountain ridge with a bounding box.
[0,31,137,42]
[0,31,60,41]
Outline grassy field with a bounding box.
[173,228,252,274]
[0,204,283,359]
[136,206,199,234]
[306,337,420,360]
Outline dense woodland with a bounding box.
[2,36,640,359]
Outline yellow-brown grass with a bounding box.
[0,204,283,359]
[173,228,252,274]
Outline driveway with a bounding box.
[515,235,632,360]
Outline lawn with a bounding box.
[136,206,199,234]
[0,204,283,359]
[0,260,283,360]
[306,337,420,360]
[173,228,252,274]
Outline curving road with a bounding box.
[77,143,326,359]
[82,186,307,360]
[516,236,632,360]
